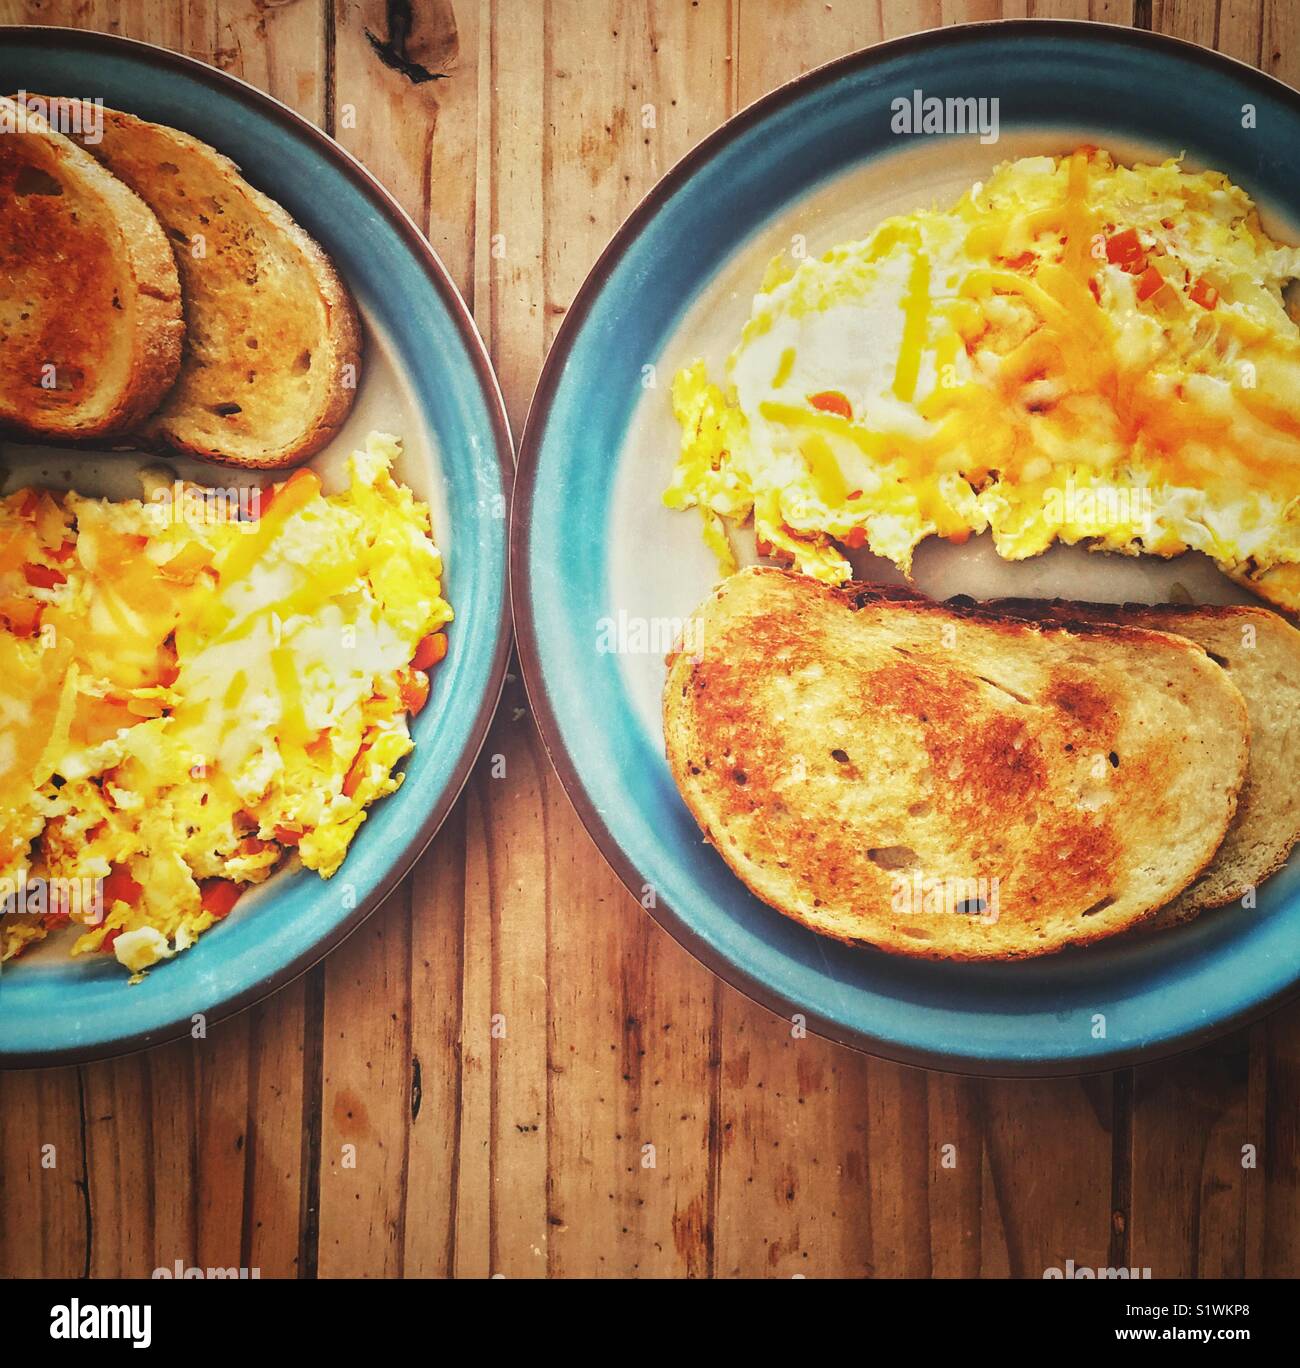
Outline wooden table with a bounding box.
[2,0,1297,1280]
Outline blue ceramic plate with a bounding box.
[513,19,1300,1076]
[0,29,512,1065]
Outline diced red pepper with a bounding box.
[1188,277,1219,310]
[808,390,853,421]
[100,927,122,954]
[1001,251,1035,271]
[199,879,243,920]
[1105,228,1145,272]
[0,595,43,636]
[102,865,142,907]
[22,562,66,589]
[1136,265,1166,302]
[52,540,76,562]
[842,526,867,550]
[273,825,302,847]
[411,632,448,670]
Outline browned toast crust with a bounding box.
[0,95,183,440]
[61,99,361,469]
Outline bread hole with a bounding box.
[907,800,931,817]
[732,769,747,785]
[210,402,242,417]
[15,166,63,196]
[899,925,932,940]
[158,161,181,174]
[830,748,850,764]
[294,349,313,373]
[1082,895,1116,918]
[246,337,259,349]
[867,845,919,871]
[1108,751,1120,768]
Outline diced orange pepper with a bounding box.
[1188,277,1219,310]
[256,467,319,522]
[808,391,853,421]
[411,632,448,670]
[400,670,430,715]
[342,742,372,799]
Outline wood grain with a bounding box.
[1,0,1298,1281]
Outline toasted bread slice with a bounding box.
[663,567,1250,960]
[978,597,1300,926]
[66,100,361,468]
[0,95,183,440]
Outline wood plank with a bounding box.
[0,1068,88,1277]
[314,0,485,1281]
[480,0,547,431]
[1128,1030,1263,1277]
[512,0,733,1279]
[1263,996,1300,1275]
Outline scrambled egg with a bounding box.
[0,432,451,977]
[665,148,1300,610]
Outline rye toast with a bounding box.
[663,568,1250,960]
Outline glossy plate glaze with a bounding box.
[514,20,1300,1076]
[0,29,512,1065]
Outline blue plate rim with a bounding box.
[511,17,1300,1078]
[0,25,514,1069]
